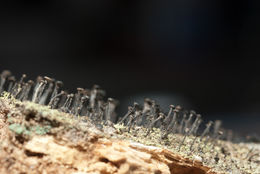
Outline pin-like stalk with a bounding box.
[90,85,100,109]
[105,98,117,122]
[32,80,47,103]
[190,120,212,152]
[7,76,16,92]
[126,114,135,132]
[166,105,181,133]
[146,112,165,136]
[184,110,196,131]
[33,76,43,97]
[71,88,84,114]
[51,81,63,99]
[21,80,34,101]
[75,95,89,116]
[0,70,11,93]
[118,106,134,124]
[39,76,54,105]
[48,91,65,108]
[163,105,175,125]
[178,128,189,151]
[188,114,201,135]
[213,120,222,137]
[60,94,74,113]
[177,110,188,134]
[11,74,27,98]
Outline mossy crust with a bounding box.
[0,94,259,174]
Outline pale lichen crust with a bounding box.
[0,70,259,174]
[0,95,259,174]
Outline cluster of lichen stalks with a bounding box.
[0,70,228,140]
[0,70,259,174]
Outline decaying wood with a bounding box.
[0,97,259,174]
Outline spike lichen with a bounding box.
[1,93,260,174]
[112,123,260,174]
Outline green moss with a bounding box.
[31,125,51,135]
[8,123,52,135]
[9,123,30,135]
[7,113,12,118]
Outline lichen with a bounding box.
[2,96,259,174]
[0,70,259,174]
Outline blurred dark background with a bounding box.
[0,0,260,135]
